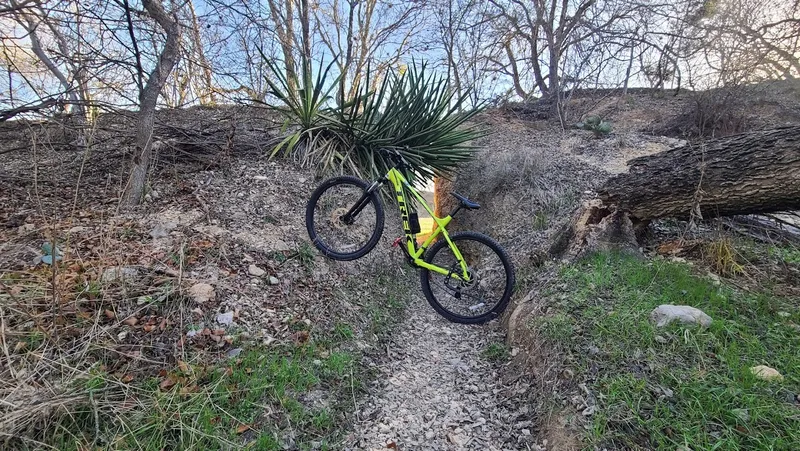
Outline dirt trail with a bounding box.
[346,294,536,450]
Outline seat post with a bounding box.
[448,204,463,218]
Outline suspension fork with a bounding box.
[341,178,384,223]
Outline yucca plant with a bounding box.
[332,62,487,183]
[263,56,486,182]
[258,51,343,163]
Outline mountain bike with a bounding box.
[305,148,514,324]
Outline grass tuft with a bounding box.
[482,343,510,362]
[704,237,745,276]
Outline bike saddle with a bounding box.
[451,192,480,210]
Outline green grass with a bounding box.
[482,343,510,362]
[32,271,413,450]
[45,339,358,451]
[542,252,800,450]
[287,242,316,273]
[532,211,549,230]
[768,244,800,265]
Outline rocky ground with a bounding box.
[346,294,536,451]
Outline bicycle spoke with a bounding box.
[425,237,509,319]
[312,183,378,255]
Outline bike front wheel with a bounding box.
[420,232,514,324]
[306,176,385,261]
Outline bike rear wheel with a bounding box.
[420,232,514,324]
[306,176,384,261]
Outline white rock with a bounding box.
[69,226,88,234]
[188,283,215,303]
[216,311,235,325]
[117,331,128,341]
[750,365,783,381]
[150,222,177,239]
[248,264,266,277]
[268,276,280,285]
[273,239,291,252]
[101,266,140,283]
[650,305,712,327]
[18,223,35,233]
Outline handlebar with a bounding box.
[378,147,411,169]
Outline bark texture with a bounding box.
[123,0,180,206]
[600,126,800,220]
[548,200,642,259]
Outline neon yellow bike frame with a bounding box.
[385,167,470,281]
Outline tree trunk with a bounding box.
[187,0,215,104]
[123,0,180,206]
[548,200,643,259]
[551,127,800,260]
[599,126,800,221]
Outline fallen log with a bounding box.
[552,127,800,258]
[599,126,800,221]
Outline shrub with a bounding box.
[690,87,751,138]
[576,115,612,136]
[264,59,486,183]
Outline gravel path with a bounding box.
[346,295,535,450]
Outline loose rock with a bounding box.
[188,283,215,303]
[150,222,177,239]
[650,304,712,327]
[248,264,266,277]
[347,296,528,449]
[216,311,235,325]
[750,365,784,381]
[101,266,140,283]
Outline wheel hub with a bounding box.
[330,207,350,230]
[445,265,477,292]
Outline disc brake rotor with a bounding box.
[444,264,477,292]
[330,207,349,230]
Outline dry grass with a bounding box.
[0,125,236,448]
[703,237,746,276]
[466,148,552,197]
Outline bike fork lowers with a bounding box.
[341,179,384,223]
